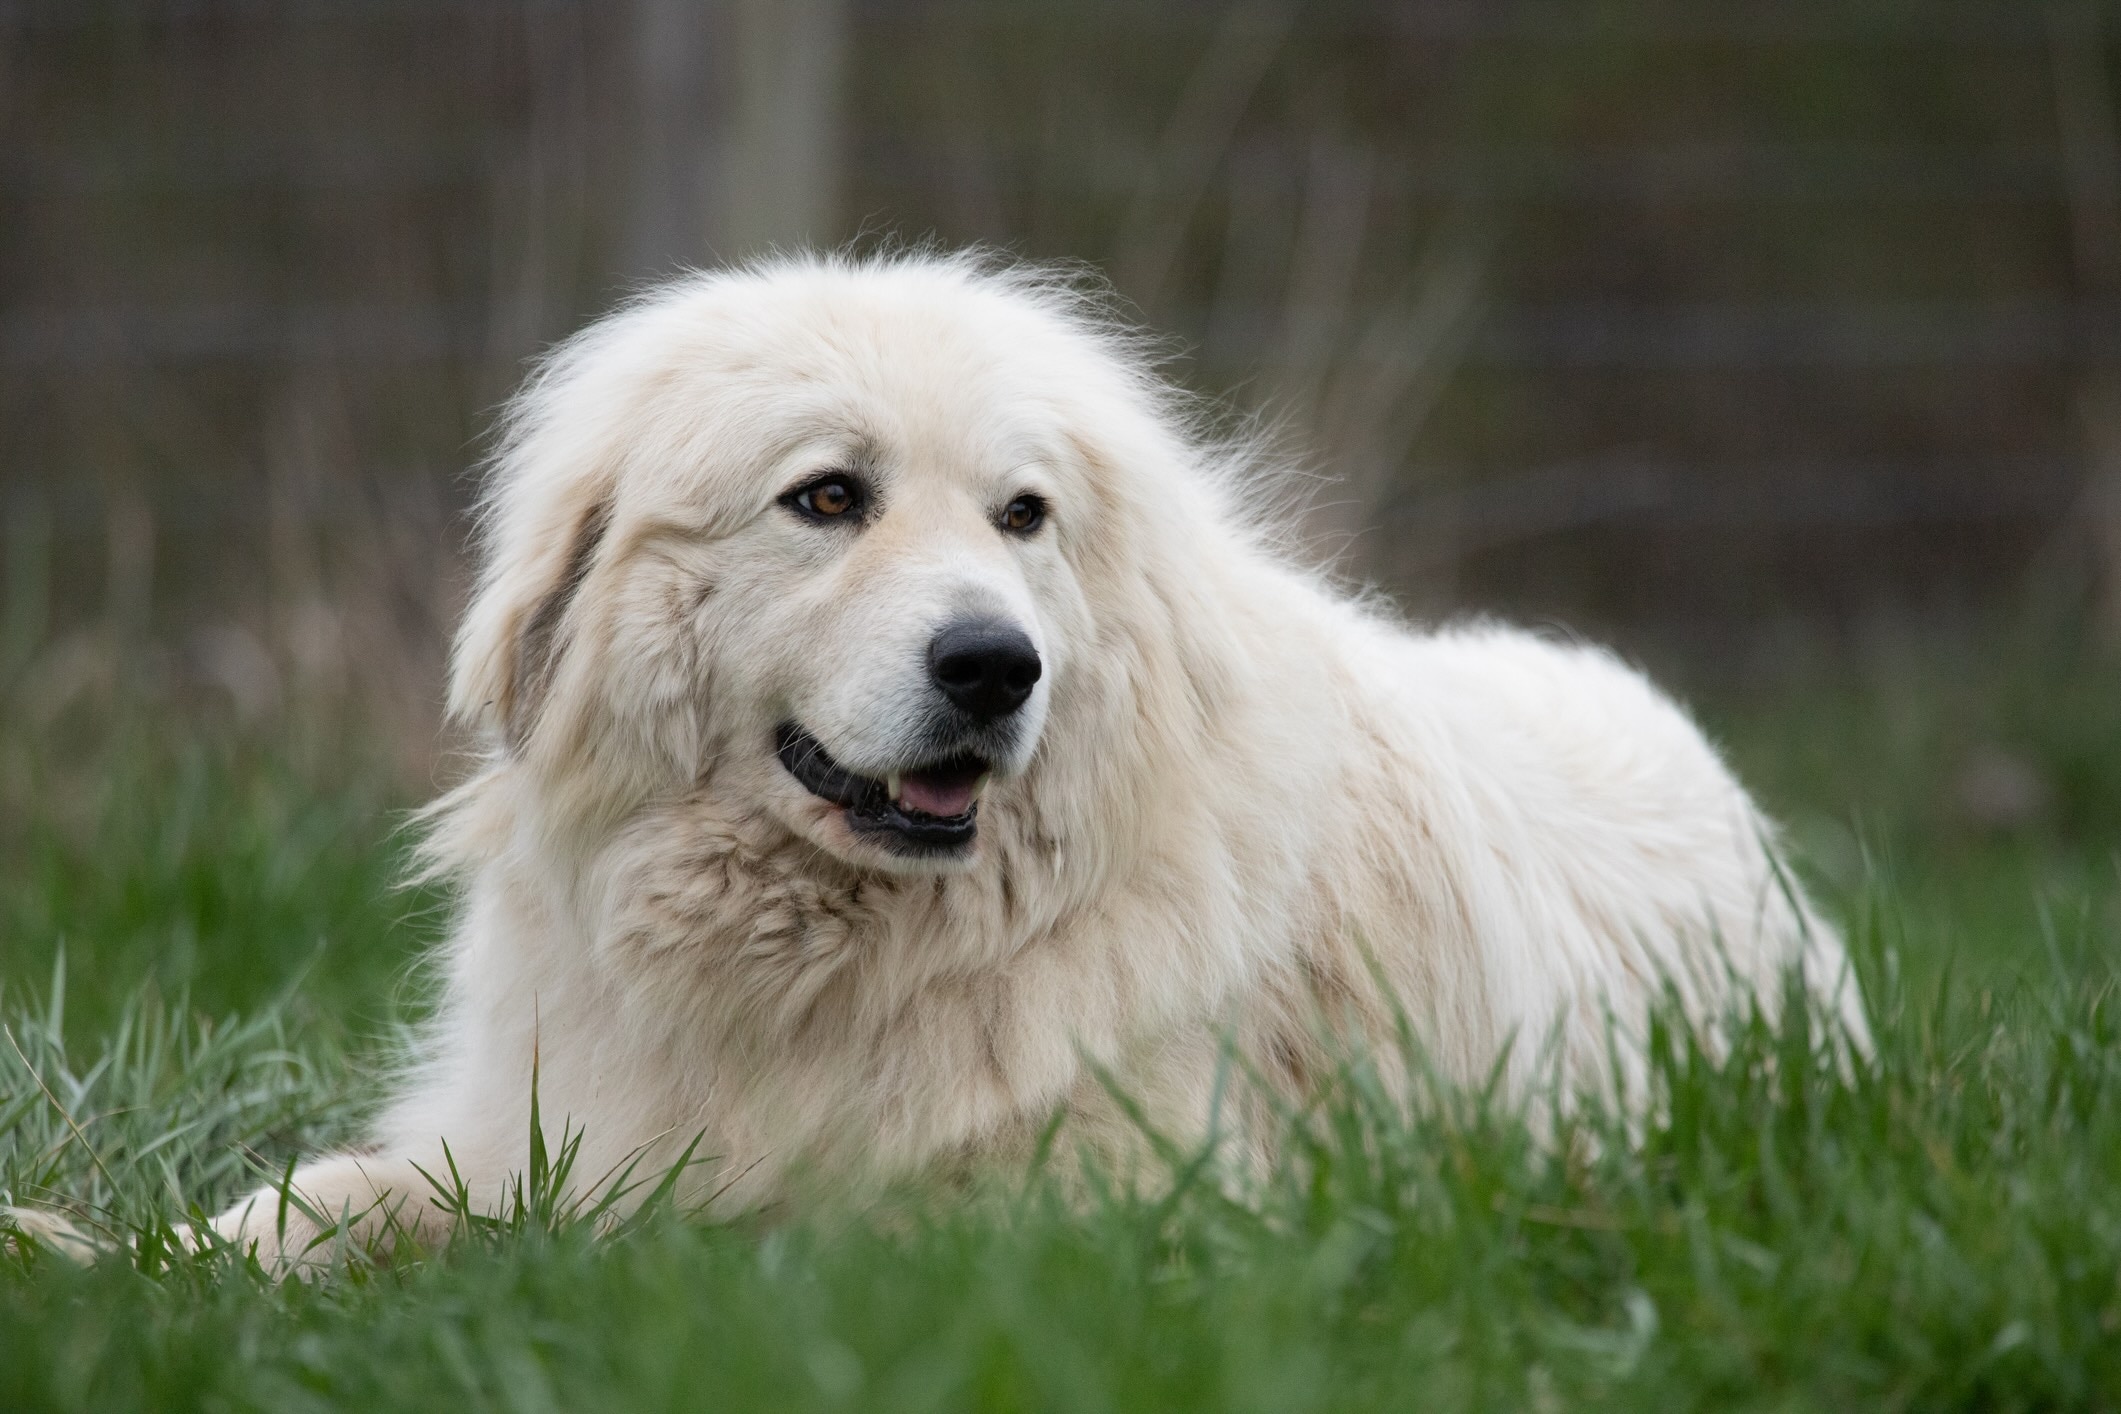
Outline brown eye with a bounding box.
[784,475,866,522]
[806,482,853,515]
[1000,494,1046,534]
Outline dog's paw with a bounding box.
[2,1205,111,1263]
[208,1153,444,1274]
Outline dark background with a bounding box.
[6,0,2119,769]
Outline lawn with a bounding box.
[4,628,2119,1412]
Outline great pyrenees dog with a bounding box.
[202,252,1862,1263]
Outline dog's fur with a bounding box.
[207,252,1865,1263]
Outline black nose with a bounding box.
[928,619,1042,721]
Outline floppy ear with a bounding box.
[448,477,615,750]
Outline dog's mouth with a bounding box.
[775,722,991,851]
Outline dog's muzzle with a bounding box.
[775,723,992,853]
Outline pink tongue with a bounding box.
[897,772,979,817]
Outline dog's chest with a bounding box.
[590,799,1059,1037]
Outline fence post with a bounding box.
[2050,4,2121,641]
[626,0,846,272]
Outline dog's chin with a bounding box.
[773,722,994,871]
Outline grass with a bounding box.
[4,630,2120,1411]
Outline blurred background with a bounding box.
[3,0,2119,791]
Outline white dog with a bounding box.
[207,252,1864,1263]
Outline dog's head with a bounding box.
[448,255,1218,873]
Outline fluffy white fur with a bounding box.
[207,252,1865,1264]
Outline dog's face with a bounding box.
[663,346,1088,870]
[453,261,1171,874]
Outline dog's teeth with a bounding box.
[887,772,902,801]
[971,773,991,801]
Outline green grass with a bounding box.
[4,636,2120,1412]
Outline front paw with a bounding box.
[2,1205,110,1263]
[208,1153,441,1272]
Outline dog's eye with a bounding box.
[785,475,865,522]
[999,495,1046,535]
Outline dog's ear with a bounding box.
[449,477,615,750]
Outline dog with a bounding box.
[196,251,1863,1265]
